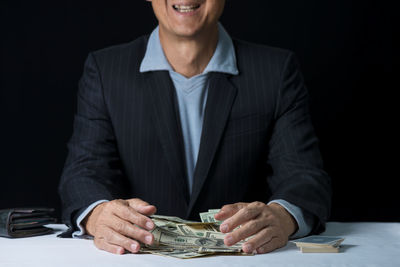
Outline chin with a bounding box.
[172,27,201,38]
[171,21,210,38]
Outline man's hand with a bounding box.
[214,202,298,254]
[83,198,157,255]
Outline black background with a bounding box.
[0,1,397,222]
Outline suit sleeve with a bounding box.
[266,52,332,234]
[58,53,126,234]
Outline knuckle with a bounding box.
[120,207,132,219]
[128,225,141,238]
[261,209,270,217]
[249,220,259,230]
[235,230,247,241]
[266,203,274,210]
[238,202,249,209]
[137,231,149,242]
[129,212,144,225]
[121,237,133,249]
[114,199,125,207]
[103,230,113,242]
[137,216,148,227]
[102,202,112,211]
[106,201,119,211]
[93,224,104,236]
[114,221,126,233]
[128,225,147,241]
[260,227,270,235]
[265,213,275,221]
[129,198,139,206]
[242,208,252,218]
[230,229,239,239]
[254,201,264,208]
[110,200,119,206]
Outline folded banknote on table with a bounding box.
[0,208,56,238]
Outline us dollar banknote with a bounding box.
[140,210,252,259]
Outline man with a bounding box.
[59,0,331,255]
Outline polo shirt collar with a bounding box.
[140,23,239,76]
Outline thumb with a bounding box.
[215,203,245,220]
[127,198,157,215]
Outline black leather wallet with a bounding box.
[0,208,57,238]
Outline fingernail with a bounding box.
[131,243,138,252]
[145,235,152,244]
[225,235,233,245]
[117,247,125,254]
[243,244,252,252]
[220,224,228,232]
[146,221,154,230]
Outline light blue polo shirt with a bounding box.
[140,23,239,194]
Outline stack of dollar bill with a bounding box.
[291,236,345,253]
[139,209,252,259]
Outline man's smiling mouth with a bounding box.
[172,4,201,13]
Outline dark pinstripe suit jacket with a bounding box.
[58,35,331,235]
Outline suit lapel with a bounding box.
[143,71,190,205]
[187,72,238,215]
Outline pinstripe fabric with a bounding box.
[58,35,331,236]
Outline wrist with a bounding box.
[268,203,298,237]
[82,202,106,236]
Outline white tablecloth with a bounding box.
[0,222,399,267]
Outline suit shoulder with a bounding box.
[233,38,294,67]
[90,35,149,63]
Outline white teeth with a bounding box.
[173,4,200,12]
